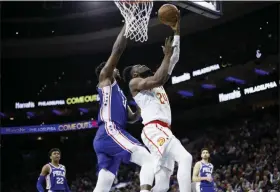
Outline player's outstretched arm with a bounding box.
[130,36,174,91]
[36,164,49,192]
[163,10,181,83]
[99,25,127,82]
[130,12,180,91]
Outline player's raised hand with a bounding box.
[162,36,174,56]
[171,10,180,35]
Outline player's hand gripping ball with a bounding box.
[158,4,179,29]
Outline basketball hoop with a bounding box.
[114,0,153,42]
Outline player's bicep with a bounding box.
[100,54,120,80]
[192,162,200,181]
[135,76,163,90]
[40,164,50,176]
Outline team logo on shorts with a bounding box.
[157,137,165,146]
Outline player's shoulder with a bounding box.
[130,77,149,87]
[129,77,145,94]
[129,77,142,87]
[43,163,51,168]
[97,78,117,89]
[59,164,66,169]
[42,163,51,171]
[194,161,202,167]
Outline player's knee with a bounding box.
[94,169,115,192]
[139,150,155,174]
[153,169,171,192]
[180,150,192,164]
[143,159,155,172]
[132,145,154,167]
[141,150,154,168]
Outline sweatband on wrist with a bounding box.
[168,35,180,75]
[172,35,180,47]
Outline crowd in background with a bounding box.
[198,112,280,192]
[69,107,280,192]
[1,2,278,192]
[3,107,279,192]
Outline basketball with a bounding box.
[158,4,178,27]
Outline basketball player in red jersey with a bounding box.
[123,12,193,192]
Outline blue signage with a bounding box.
[1,120,98,135]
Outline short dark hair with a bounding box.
[201,148,209,153]
[122,66,133,83]
[48,148,61,157]
[95,62,106,78]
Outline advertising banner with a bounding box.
[243,81,277,95]
[15,94,100,109]
[1,120,98,135]
[218,90,241,103]
[172,73,191,84]
[192,64,220,77]
[218,81,278,103]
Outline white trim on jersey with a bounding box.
[99,84,139,153]
[198,161,214,177]
[46,164,52,190]
[49,163,60,168]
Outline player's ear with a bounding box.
[132,72,138,78]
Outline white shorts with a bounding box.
[141,121,175,173]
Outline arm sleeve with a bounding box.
[168,35,180,75]
[36,175,45,192]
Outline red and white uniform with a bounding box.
[134,86,176,172]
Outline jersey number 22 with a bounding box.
[56,177,64,184]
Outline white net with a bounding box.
[188,0,218,12]
[114,0,153,42]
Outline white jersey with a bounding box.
[134,86,171,125]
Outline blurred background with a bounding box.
[0,1,279,192]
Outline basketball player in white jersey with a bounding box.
[122,12,192,192]
[192,148,214,192]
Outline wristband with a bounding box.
[172,35,180,47]
[168,36,180,75]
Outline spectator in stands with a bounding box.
[3,108,279,192]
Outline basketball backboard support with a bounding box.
[168,0,222,19]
